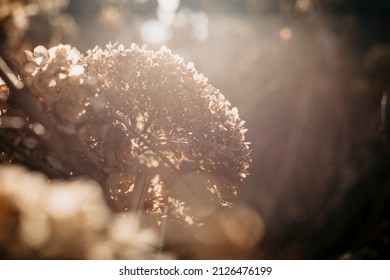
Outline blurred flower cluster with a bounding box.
[0,0,77,64]
[0,165,165,259]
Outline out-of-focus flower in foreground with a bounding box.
[0,165,166,259]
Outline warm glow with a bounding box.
[295,0,312,13]
[280,27,293,40]
[158,0,180,12]
[68,64,85,76]
[141,20,171,44]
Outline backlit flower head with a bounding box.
[2,43,251,220]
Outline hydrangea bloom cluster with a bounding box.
[1,43,251,218]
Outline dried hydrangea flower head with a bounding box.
[1,43,251,220]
